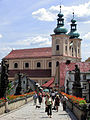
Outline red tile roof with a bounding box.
[8,69,51,78]
[42,77,54,87]
[59,62,90,87]
[4,47,52,59]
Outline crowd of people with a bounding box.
[33,89,66,118]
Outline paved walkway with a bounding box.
[0,98,76,120]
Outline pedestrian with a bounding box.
[54,95,60,112]
[45,94,53,118]
[51,90,55,101]
[33,92,38,105]
[38,92,42,105]
[62,96,66,111]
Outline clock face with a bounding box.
[56,39,59,44]
[65,40,68,44]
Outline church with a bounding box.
[4,6,82,86]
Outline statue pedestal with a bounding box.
[72,83,82,97]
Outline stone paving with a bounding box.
[0,98,76,120]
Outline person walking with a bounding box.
[51,90,55,101]
[45,94,53,118]
[54,95,60,112]
[38,92,42,105]
[33,92,38,105]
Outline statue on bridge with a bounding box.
[72,65,82,97]
[74,65,80,85]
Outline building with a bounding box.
[3,6,82,86]
[85,57,90,62]
[65,70,90,102]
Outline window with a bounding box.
[23,81,25,84]
[14,63,18,68]
[83,84,87,90]
[72,48,73,56]
[83,74,86,80]
[49,62,52,67]
[25,63,29,68]
[56,45,59,51]
[37,62,41,68]
[56,61,59,67]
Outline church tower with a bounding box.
[68,12,82,59]
[51,7,81,76]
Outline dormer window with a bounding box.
[14,63,18,68]
[56,45,59,51]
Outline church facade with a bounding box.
[4,6,82,85]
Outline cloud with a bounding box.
[81,32,90,61]
[32,8,56,21]
[10,35,51,47]
[32,1,90,23]
[83,32,90,40]
[0,34,3,38]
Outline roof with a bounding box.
[59,62,90,87]
[4,47,52,59]
[85,57,90,62]
[42,77,54,87]
[8,69,51,78]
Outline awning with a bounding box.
[42,77,54,87]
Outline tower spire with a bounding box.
[54,2,67,35]
[60,5,61,13]
[73,11,74,19]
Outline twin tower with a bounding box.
[51,6,82,76]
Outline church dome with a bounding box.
[54,26,67,34]
[54,6,67,35]
[68,31,80,38]
[68,12,80,39]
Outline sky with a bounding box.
[0,0,90,61]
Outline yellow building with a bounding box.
[4,6,82,85]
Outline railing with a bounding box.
[0,92,35,115]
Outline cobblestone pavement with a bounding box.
[0,98,75,120]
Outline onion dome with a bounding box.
[68,12,80,39]
[54,6,68,35]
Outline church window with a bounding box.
[14,63,18,68]
[72,48,73,56]
[25,63,29,68]
[49,62,52,67]
[56,45,59,51]
[56,61,59,67]
[37,62,41,68]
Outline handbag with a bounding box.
[45,106,48,112]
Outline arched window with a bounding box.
[37,62,41,68]
[56,61,59,67]
[48,62,52,67]
[56,45,59,51]
[25,63,29,68]
[14,63,18,68]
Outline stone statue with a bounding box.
[74,65,80,84]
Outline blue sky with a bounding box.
[0,0,90,61]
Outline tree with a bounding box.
[0,60,9,98]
